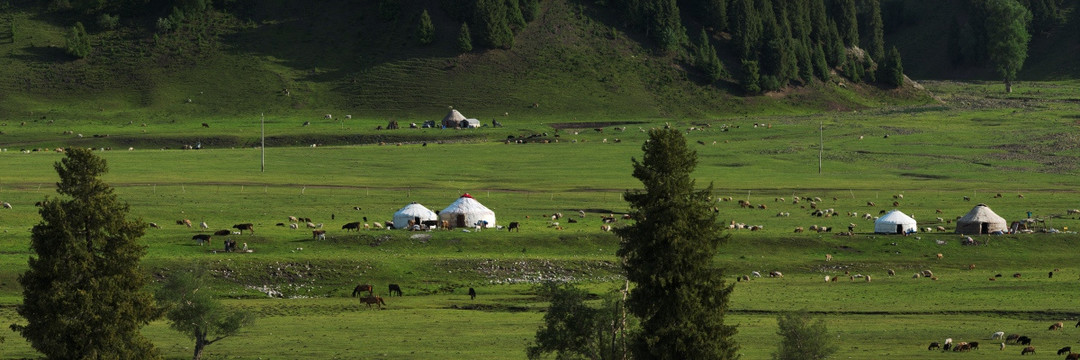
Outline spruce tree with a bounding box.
[696,28,725,83]
[475,0,514,49]
[417,9,435,45]
[616,129,739,360]
[729,0,761,59]
[879,45,903,87]
[864,0,884,61]
[812,43,830,80]
[505,0,526,31]
[64,21,91,58]
[457,22,473,52]
[741,59,762,93]
[520,0,539,22]
[11,147,161,359]
[833,0,859,46]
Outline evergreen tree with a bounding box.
[825,20,845,67]
[505,0,526,32]
[474,0,514,49]
[616,129,739,359]
[650,0,685,53]
[985,0,1031,93]
[812,43,830,79]
[520,0,540,22]
[457,22,473,52]
[864,0,884,61]
[808,0,828,45]
[157,269,255,360]
[833,0,859,46]
[772,310,837,360]
[796,41,814,82]
[699,0,728,32]
[741,59,762,93]
[417,9,435,45]
[11,148,161,359]
[879,45,903,87]
[730,0,761,59]
[696,28,726,83]
[64,21,91,58]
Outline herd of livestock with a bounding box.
[927,324,1080,357]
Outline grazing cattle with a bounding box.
[306,222,317,229]
[887,269,895,276]
[1017,336,1032,345]
[1076,320,1080,328]
[1021,346,1035,355]
[388,284,402,297]
[921,270,934,278]
[178,219,192,227]
[824,275,831,282]
[825,254,832,262]
[199,221,208,229]
[1058,347,1073,355]
[600,225,612,232]
[342,222,361,231]
[991,331,1005,340]
[1006,334,1020,343]
[202,122,210,128]
[289,223,299,229]
[1014,273,1022,278]
[1067,353,1080,360]
[352,284,374,297]
[1050,322,1063,330]
[936,253,943,260]
[233,223,254,234]
[192,234,211,246]
[214,229,231,236]
[289,216,299,222]
[968,341,979,350]
[468,287,476,300]
[312,229,326,240]
[943,343,951,351]
[149,222,160,229]
[508,222,520,232]
[358,295,386,309]
[769,271,783,278]
[1,202,11,209]
[928,342,940,350]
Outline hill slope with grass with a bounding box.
[0,0,932,127]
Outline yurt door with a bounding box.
[981,223,990,234]
[456,214,466,228]
[896,224,903,234]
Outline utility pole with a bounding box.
[261,113,265,172]
[818,121,823,175]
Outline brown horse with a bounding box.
[359,295,386,309]
[352,284,374,297]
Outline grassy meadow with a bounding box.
[1,81,1080,358]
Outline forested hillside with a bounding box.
[0,0,1070,121]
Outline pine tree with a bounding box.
[11,148,161,359]
[616,129,739,359]
[833,0,859,46]
[64,21,91,58]
[825,20,845,67]
[474,0,514,49]
[729,0,761,59]
[812,43,830,79]
[864,0,884,61]
[505,0,526,32]
[650,0,685,53]
[879,45,903,87]
[741,59,762,93]
[520,0,539,22]
[696,28,725,83]
[417,9,435,45]
[157,269,255,360]
[457,22,473,52]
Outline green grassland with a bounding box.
[0,81,1079,358]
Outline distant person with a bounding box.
[468,287,476,300]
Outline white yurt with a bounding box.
[874,210,918,234]
[441,109,467,128]
[439,193,496,228]
[392,202,438,230]
[955,204,1008,234]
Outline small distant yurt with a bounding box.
[460,118,481,128]
[874,210,918,234]
[439,193,496,228]
[393,202,438,230]
[441,109,467,128]
[955,204,1008,234]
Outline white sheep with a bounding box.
[199,221,208,229]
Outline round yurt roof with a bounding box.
[442,109,466,123]
[439,193,496,228]
[955,204,1008,234]
[392,202,437,229]
[874,210,918,234]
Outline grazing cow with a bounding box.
[937,253,943,260]
[358,295,386,309]
[352,284,374,297]
[769,271,783,278]
[388,284,403,297]
[468,287,476,300]
[943,343,951,351]
[1,202,11,209]
[1006,334,1020,343]
[991,331,1005,340]
[199,221,208,229]
[306,222,317,229]
[1021,346,1035,355]
[1017,336,1032,345]
[214,229,231,236]
[192,234,211,246]
[1050,322,1064,330]
[887,269,896,276]
[1076,320,1080,328]
[232,223,254,234]
[508,222,520,232]
[1058,347,1073,355]
[928,342,940,350]
[968,341,979,350]
[825,254,832,262]
[149,222,160,229]
[312,229,326,240]
[824,275,831,282]
[201,122,210,128]
[1014,273,1022,278]
[289,223,299,229]
[178,219,192,227]
[1067,353,1080,360]
[342,222,361,231]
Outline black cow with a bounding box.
[192,234,211,245]
[214,229,231,236]
[1018,336,1032,345]
[468,287,476,300]
[968,342,979,350]
[232,223,254,235]
[928,342,940,350]
[342,222,361,231]
[388,284,403,297]
[508,222,520,232]
[1059,347,1072,355]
